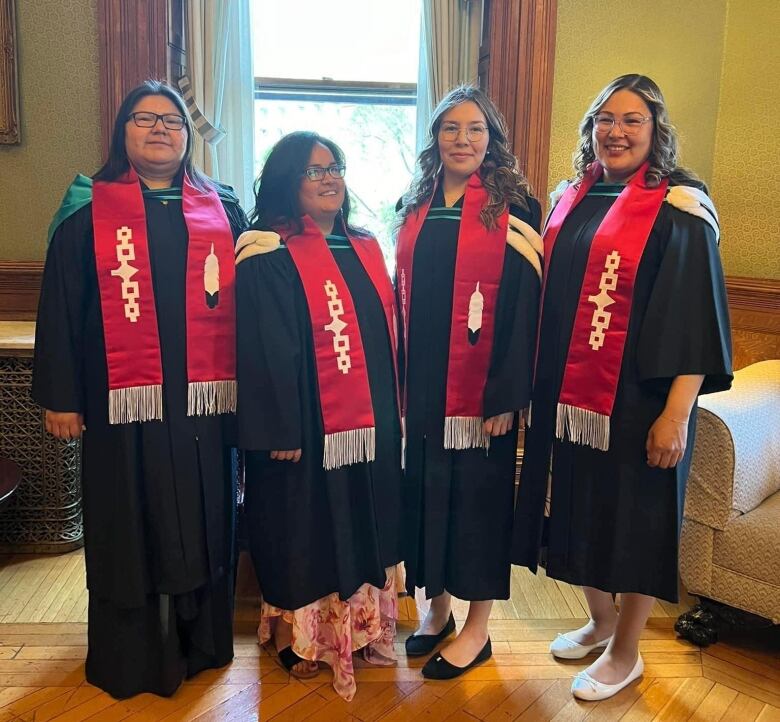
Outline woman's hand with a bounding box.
[483,412,514,437]
[270,449,302,462]
[646,414,687,468]
[45,410,85,440]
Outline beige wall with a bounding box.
[547,0,779,280]
[710,0,780,279]
[0,0,101,261]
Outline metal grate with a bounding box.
[0,357,83,552]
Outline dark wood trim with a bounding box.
[0,261,43,320]
[483,0,557,199]
[725,275,780,313]
[0,0,21,144]
[97,0,170,157]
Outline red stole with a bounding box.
[540,162,667,450]
[92,168,236,424]
[396,172,508,450]
[282,216,400,470]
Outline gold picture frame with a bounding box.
[0,0,20,145]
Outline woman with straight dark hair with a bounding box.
[396,85,542,679]
[512,74,732,701]
[32,80,247,698]
[236,131,403,701]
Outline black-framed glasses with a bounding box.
[127,112,186,130]
[303,164,346,182]
[593,113,652,135]
[439,124,488,142]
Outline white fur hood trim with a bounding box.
[235,230,282,265]
[507,214,543,280]
[665,186,720,244]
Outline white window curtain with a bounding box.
[416,0,482,151]
[182,0,255,208]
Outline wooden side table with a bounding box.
[0,322,83,552]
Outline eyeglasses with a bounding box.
[593,113,652,135]
[439,124,488,142]
[127,112,186,131]
[303,165,346,182]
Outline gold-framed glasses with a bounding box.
[439,124,488,142]
[593,113,652,135]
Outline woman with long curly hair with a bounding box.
[512,74,732,701]
[396,85,542,679]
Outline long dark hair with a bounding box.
[574,74,703,189]
[399,85,532,230]
[249,131,364,236]
[93,79,211,190]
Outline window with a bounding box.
[252,0,421,256]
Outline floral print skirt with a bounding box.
[258,567,398,701]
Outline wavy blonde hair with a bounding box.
[573,74,703,189]
[398,85,532,230]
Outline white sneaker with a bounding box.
[571,654,644,701]
[549,632,611,659]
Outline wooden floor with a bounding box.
[0,550,778,721]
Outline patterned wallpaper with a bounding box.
[0,0,101,261]
[547,0,779,280]
[710,0,780,280]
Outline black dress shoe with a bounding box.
[405,613,456,657]
[421,638,492,680]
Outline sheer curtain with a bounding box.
[180,0,255,207]
[416,0,482,151]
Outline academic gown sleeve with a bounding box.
[483,197,543,417]
[236,248,303,451]
[31,207,92,414]
[636,206,733,396]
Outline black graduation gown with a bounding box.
[402,188,542,602]
[512,182,733,603]
[237,228,403,612]
[31,182,248,698]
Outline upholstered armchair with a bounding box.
[677,360,780,642]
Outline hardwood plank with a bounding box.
[375,682,442,720]
[156,683,256,721]
[412,680,487,719]
[299,680,389,721]
[254,680,314,719]
[353,681,422,721]
[704,645,780,684]
[654,677,715,721]
[688,682,739,722]
[515,678,572,720]
[703,657,780,707]
[720,692,767,722]
[756,704,780,722]
[580,676,656,721]
[0,687,40,709]
[0,687,76,718]
[17,687,113,722]
[462,679,541,718]
[191,682,285,722]
[15,647,87,661]
[620,678,686,722]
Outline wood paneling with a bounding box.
[97,0,170,157]
[0,261,42,321]
[482,0,557,199]
[726,276,780,369]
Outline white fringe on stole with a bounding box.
[526,401,533,428]
[108,385,163,424]
[555,402,610,451]
[187,380,237,416]
[444,416,490,450]
[401,415,407,471]
[323,426,376,470]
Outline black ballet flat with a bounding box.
[405,613,456,657]
[421,638,492,680]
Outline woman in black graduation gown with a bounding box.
[236,132,403,701]
[396,86,542,679]
[512,74,732,701]
[32,81,247,698]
